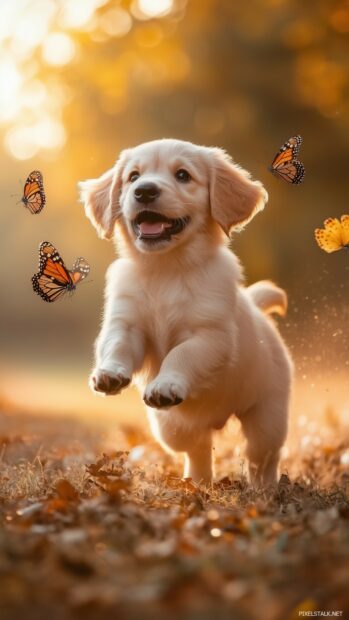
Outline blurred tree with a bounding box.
[0,0,348,387]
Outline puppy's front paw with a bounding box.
[90,368,131,396]
[144,375,187,409]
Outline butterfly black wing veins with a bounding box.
[31,241,90,303]
[21,170,46,214]
[270,135,305,185]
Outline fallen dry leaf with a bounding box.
[55,479,80,502]
[0,408,348,620]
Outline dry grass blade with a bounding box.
[0,409,348,620]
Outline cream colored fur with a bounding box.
[79,139,293,486]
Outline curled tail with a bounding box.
[247,280,287,317]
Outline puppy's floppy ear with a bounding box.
[78,150,129,240]
[208,148,268,236]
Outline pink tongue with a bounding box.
[139,221,171,236]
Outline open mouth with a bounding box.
[132,210,190,242]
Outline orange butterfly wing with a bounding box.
[314,215,349,253]
[32,274,68,302]
[270,136,305,185]
[42,257,72,284]
[32,242,74,303]
[22,171,46,214]
[70,257,90,284]
[32,242,90,303]
[271,146,294,168]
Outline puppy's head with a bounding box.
[79,139,267,254]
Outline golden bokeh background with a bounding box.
[0,0,348,428]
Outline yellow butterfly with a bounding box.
[314,215,349,253]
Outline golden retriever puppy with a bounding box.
[79,139,293,486]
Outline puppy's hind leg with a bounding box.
[148,410,213,484]
[238,396,289,487]
[184,433,213,483]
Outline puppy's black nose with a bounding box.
[134,182,161,204]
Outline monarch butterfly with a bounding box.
[269,135,305,185]
[32,241,90,303]
[314,215,349,253]
[21,170,46,214]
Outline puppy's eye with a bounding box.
[129,171,140,183]
[175,168,191,183]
